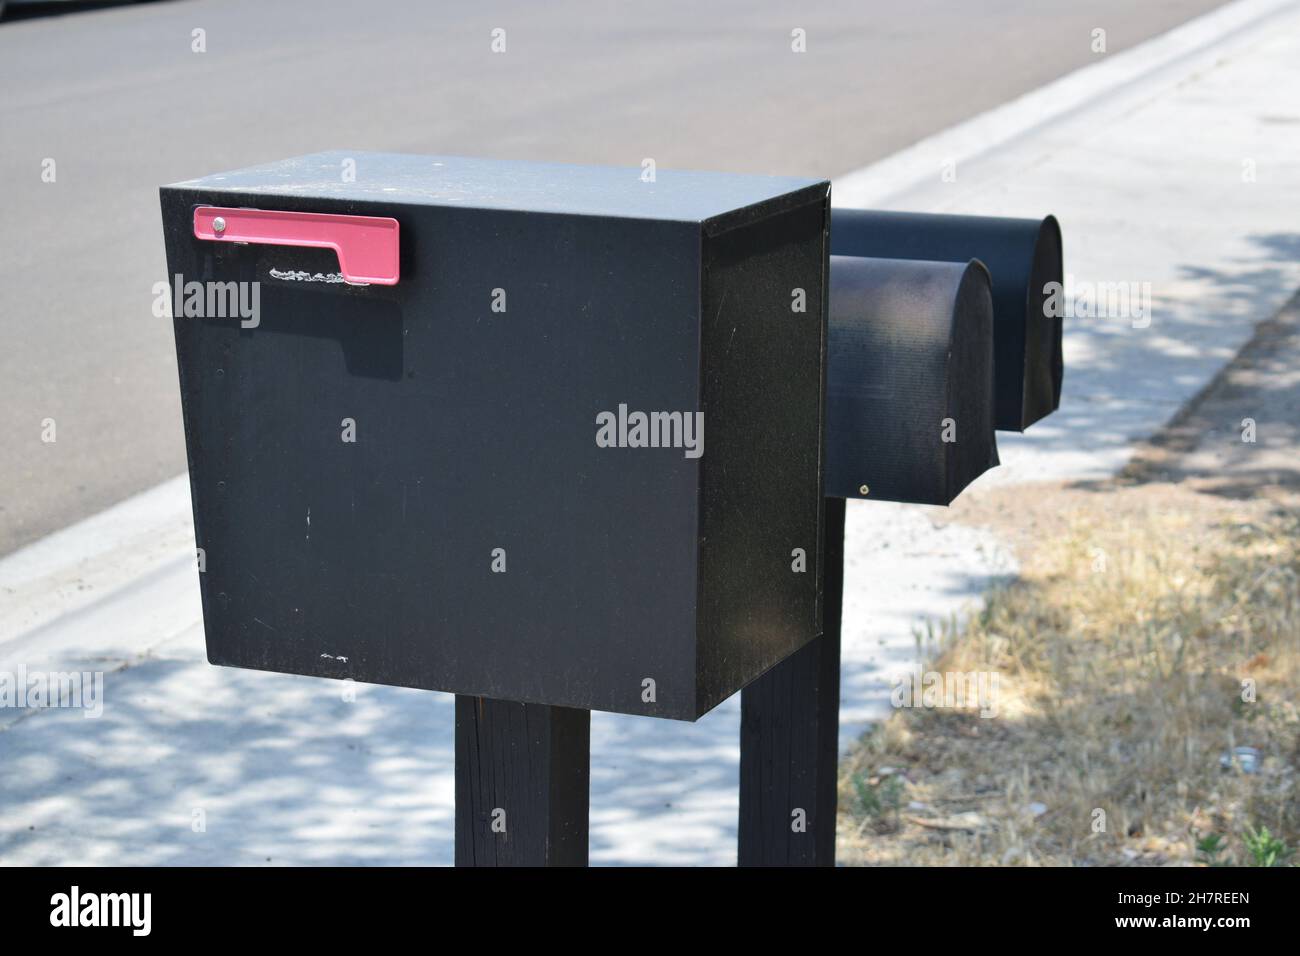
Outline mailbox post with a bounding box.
[740,253,999,865]
[454,698,591,866]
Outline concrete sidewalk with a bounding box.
[3,0,1300,865]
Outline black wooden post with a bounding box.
[454,696,591,866]
[738,497,845,866]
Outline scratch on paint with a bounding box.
[320,652,350,663]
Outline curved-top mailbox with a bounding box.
[825,255,999,505]
[831,209,1063,432]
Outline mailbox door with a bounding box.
[162,189,708,718]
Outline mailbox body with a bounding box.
[160,151,829,721]
[831,210,1063,432]
[825,256,998,505]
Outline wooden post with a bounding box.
[738,497,845,866]
[454,696,590,866]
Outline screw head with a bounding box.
[859,484,870,496]
[212,216,226,234]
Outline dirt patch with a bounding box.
[838,291,1300,867]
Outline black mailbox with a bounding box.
[825,256,998,505]
[160,151,829,721]
[831,209,1063,432]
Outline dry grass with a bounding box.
[838,483,1300,866]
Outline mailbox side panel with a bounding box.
[161,186,706,719]
[694,192,830,717]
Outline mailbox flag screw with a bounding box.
[859,484,870,496]
[213,217,226,234]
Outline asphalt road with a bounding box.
[0,0,1228,556]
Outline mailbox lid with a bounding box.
[166,150,828,228]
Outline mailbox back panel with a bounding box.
[160,154,827,720]
[696,199,828,714]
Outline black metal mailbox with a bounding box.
[160,151,830,721]
[825,256,998,505]
[831,209,1063,432]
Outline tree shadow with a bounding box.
[1099,251,1300,500]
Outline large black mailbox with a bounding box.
[160,151,830,721]
[160,152,1067,867]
